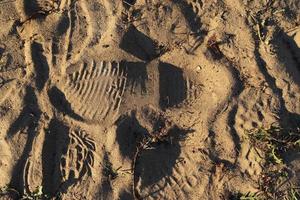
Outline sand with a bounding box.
[0,0,299,199]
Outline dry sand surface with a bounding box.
[0,0,300,199]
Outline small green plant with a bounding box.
[21,186,49,200]
[268,145,283,164]
[229,191,261,200]
[286,188,300,200]
[248,124,300,166]
[239,192,261,200]
[259,168,289,198]
[247,0,285,45]
[247,123,300,199]
[0,55,6,65]
[0,54,7,72]
[102,163,122,180]
[0,186,7,194]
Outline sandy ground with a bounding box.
[0,0,299,199]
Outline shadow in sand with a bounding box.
[207,130,237,169]
[252,31,300,129]
[48,86,83,121]
[0,46,4,57]
[272,31,300,86]
[31,42,49,91]
[135,126,191,188]
[99,179,113,200]
[23,0,55,19]
[6,86,41,139]
[23,0,41,16]
[246,29,300,168]
[116,112,148,158]
[119,190,135,200]
[120,25,161,61]
[51,14,70,65]
[43,119,93,195]
[227,105,241,159]
[99,152,116,199]
[136,142,180,188]
[42,118,70,195]
[172,0,203,35]
[123,0,136,9]
[274,31,300,129]
[124,61,148,95]
[158,62,187,109]
[115,111,193,195]
[283,149,300,167]
[172,0,208,53]
[281,112,300,130]
[8,86,41,192]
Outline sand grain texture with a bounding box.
[0,0,300,199]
